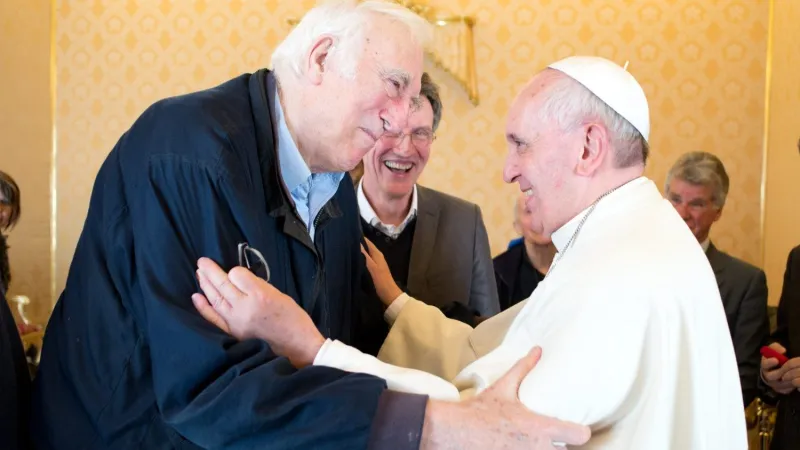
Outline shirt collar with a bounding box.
[700,238,711,253]
[274,90,311,194]
[357,179,418,238]
[550,176,649,253]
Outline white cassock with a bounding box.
[314,177,747,449]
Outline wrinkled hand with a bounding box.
[361,238,403,307]
[422,347,591,449]
[191,257,325,368]
[761,342,800,394]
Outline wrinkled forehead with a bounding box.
[363,17,424,85]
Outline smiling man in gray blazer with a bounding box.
[353,73,499,330]
[665,151,770,408]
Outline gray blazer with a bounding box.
[706,242,770,407]
[406,186,500,317]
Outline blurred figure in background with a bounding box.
[0,170,21,232]
[493,193,556,311]
[665,151,769,407]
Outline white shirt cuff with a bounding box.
[312,338,460,401]
[384,293,411,325]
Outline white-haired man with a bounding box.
[30,2,588,449]
[194,55,748,449]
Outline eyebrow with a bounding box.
[412,125,433,134]
[380,68,411,90]
[505,133,528,146]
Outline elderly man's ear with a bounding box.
[306,36,335,85]
[575,123,610,177]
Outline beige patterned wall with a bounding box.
[55,0,769,295]
[2,0,53,324]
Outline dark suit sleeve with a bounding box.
[493,262,509,312]
[733,270,769,406]
[136,153,423,449]
[468,205,501,317]
[772,248,799,348]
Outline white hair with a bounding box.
[271,0,432,80]
[537,71,649,167]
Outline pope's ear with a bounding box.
[575,122,609,176]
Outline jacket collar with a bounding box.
[247,70,341,224]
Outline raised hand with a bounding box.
[192,257,324,368]
[760,342,800,394]
[422,347,591,449]
[361,238,403,306]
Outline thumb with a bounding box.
[491,346,542,397]
[770,342,787,354]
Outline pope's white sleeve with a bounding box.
[313,339,461,401]
[514,295,651,428]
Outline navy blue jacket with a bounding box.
[31,70,426,449]
[0,286,32,450]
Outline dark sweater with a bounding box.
[362,217,417,292]
[361,217,480,326]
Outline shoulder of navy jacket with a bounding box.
[493,244,522,286]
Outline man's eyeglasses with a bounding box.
[237,242,270,283]
[381,129,436,149]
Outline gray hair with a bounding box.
[271,0,432,80]
[665,151,730,209]
[537,71,649,167]
[420,72,443,132]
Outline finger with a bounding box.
[785,368,800,384]
[360,245,376,270]
[364,237,376,253]
[198,258,246,302]
[197,270,232,312]
[762,357,779,370]
[769,342,787,354]
[492,346,542,396]
[782,357,800,371]
[229,266,266,295]
[192,294,232,335]
[542,418,592,446]
[764,367,788,382]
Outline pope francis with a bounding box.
[193,56,747,449]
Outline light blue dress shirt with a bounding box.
[274,90,345,242]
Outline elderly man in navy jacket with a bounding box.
[30,1,588,449]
